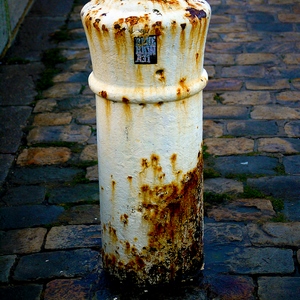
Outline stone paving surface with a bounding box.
[0,0,300,299]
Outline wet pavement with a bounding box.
[0,0,300,299]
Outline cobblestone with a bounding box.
[1,185,46,206]
[17,147,71,166]
[8,166,83,185]
[251,105,300,119]
[203,120,223,138]
[226,120,278,136]
[257,137,300,153]
[0,228,47,254]
[45,225,101,249]
[58,205,100,225]
[220,91,271,105]
[48,183,99,204]
[33,113,72,126]
[204,138,254,155]
[258,277,300,300]
[283,155,300,174]
[276,91,300,105]
[0,155,14,187]
[13,249,100,281]
[0,205,65,230]
[203,106,249,119]
[247,222,300,247]
[284,121,300,137]
[44,279,92,300]
[0,255,16,283]
[228,248,294,274]
[43,83,83,98]
[236,53,277,65]
[0,106,32,153]
[212,155,278,176]
[205,275,256,300]
[27,124,91,144]
[246,78,290,90]
[0,284,43,300]
[207,199,275,222]
[204,178,244,194]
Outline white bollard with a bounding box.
[81,0,210,285]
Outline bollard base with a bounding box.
[102,251,204,287]
[102,255,204,287]
[101,151,204,286]
[99,264,205,298]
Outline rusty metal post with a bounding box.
[81,0,210,285]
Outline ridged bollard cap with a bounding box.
[81,0,211,103]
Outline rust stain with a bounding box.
[186,8,207,19]
[104,98,111,131]
[170,153,177,171]
[171,20,177,34]
[111,175,116,203]
[112,179,116,193]
[179,77,189,92]
[100,90,107,99]
[141,158,149,171]
[150,154,165,182]
[104,253,117,268]
[102,24,109,33]
[154,101,164,108]
[105,98,111,116]
[179,23,186,60]
[151,21,163,36]
[122,97,132,122]
[113,18,127,55]
[155,69,165,83]
[125,16,140,26]
[120,214,129,226]
[170,153,182,182]
[122,97,130,104]
[108,224,118,243]
[185,8,207,25]
[84,13,92,33]
[177,78,190,98]
[125,241,131,255]
[93,18,101,32]
[135,64,144,86]
[103,152,204,285]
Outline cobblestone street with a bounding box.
[0,0,300,299]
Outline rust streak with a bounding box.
[170,153,177,171]
[112,180,116,192]
[122,97,132,122]
[108,224,118,243]
[125,241,131,255]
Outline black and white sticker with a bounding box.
[134,35,157,64]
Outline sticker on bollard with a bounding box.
[134,35,157,64]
